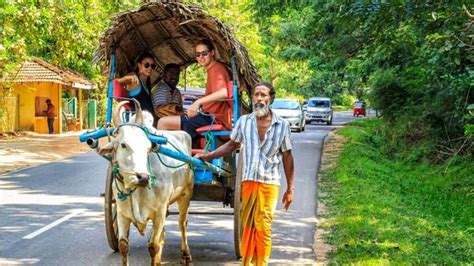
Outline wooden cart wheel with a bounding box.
[105,163,119,251]
[233,151,243,259]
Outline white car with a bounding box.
[271,98,306,132]
[305,97,333,125]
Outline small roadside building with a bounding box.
[0,57,96,134]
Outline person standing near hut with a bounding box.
[196,82,295,265]
[157,39,232,139]
[43,99,55,134]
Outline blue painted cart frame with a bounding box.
[80,2,262,258]
[79,50,244,258]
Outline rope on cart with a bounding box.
[150,113,217,184]
[199,112,216,154]
[196,112,216,178]
[105,124,113,142]
[150,133,191,186]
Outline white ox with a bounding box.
[99,101,194,265]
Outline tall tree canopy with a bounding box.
[0,0,146,80]
[1,0,472,159]
[252,0,473,159]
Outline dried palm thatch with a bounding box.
[95,0,260,96]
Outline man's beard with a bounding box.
[253,103,269,117]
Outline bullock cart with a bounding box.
[80,1,260,259]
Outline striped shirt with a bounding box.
[151,80,182,108]
[230,111,293,185]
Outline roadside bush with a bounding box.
[253,1,474,162]
[368,69,408,123]
[333,94,356,109]
[321,118,474,264]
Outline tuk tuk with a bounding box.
[353,101,366,117]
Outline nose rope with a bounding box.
[114,178,137,201]
[112,166,138,201]
[111,165,138,222]
[111,149,140,201]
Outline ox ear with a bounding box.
[98,141,116,156]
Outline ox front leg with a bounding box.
[117,214,132,266]
[148,207,167,266]
[178,192,192,265]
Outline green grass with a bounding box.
[320,119,474,265]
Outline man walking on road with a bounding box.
[196,82,295,265]
[43,99,55,134]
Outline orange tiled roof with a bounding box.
[4,57,96,89]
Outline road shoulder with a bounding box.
[315,130,345,264]
[0,131,92,175]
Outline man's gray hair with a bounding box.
[253,81,276,103]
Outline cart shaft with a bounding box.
[157,146,231,178]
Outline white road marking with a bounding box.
[22,209,85,239]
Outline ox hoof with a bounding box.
[119,238,129,255]
[148,244,156,257]
[180,253,192,265]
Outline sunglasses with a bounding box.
[144,62,157,69]
[195,50,210,58]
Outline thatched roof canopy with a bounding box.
[3,57,96,90]
[95,1,260,95]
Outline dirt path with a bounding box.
[314,130,347,264]
[0,132,93,174]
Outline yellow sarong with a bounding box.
[240,181,280,266]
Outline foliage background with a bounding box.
[1,1,473,263]
[0,0,147,126]
[251,0,473,160]
[1,0,473,160]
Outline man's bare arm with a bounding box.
[195,139,240,161]
[195,88,227,106]
[187,88,227,117]
[282,150,295,211]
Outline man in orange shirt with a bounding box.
[157,39,232,139]
[43,99,55,134]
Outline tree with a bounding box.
[252,0,473,159]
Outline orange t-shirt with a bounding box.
[202,61,233,129]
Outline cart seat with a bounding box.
[113,80,131,110]
[193,125,231,155]
[196,124,226,134]
[193,80,235,153]
[196,124,231,138]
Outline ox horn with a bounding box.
[132,99,143,125]
[113,101,130,127]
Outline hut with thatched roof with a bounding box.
[0,57,96,134]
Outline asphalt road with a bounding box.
[0,111,367,265]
